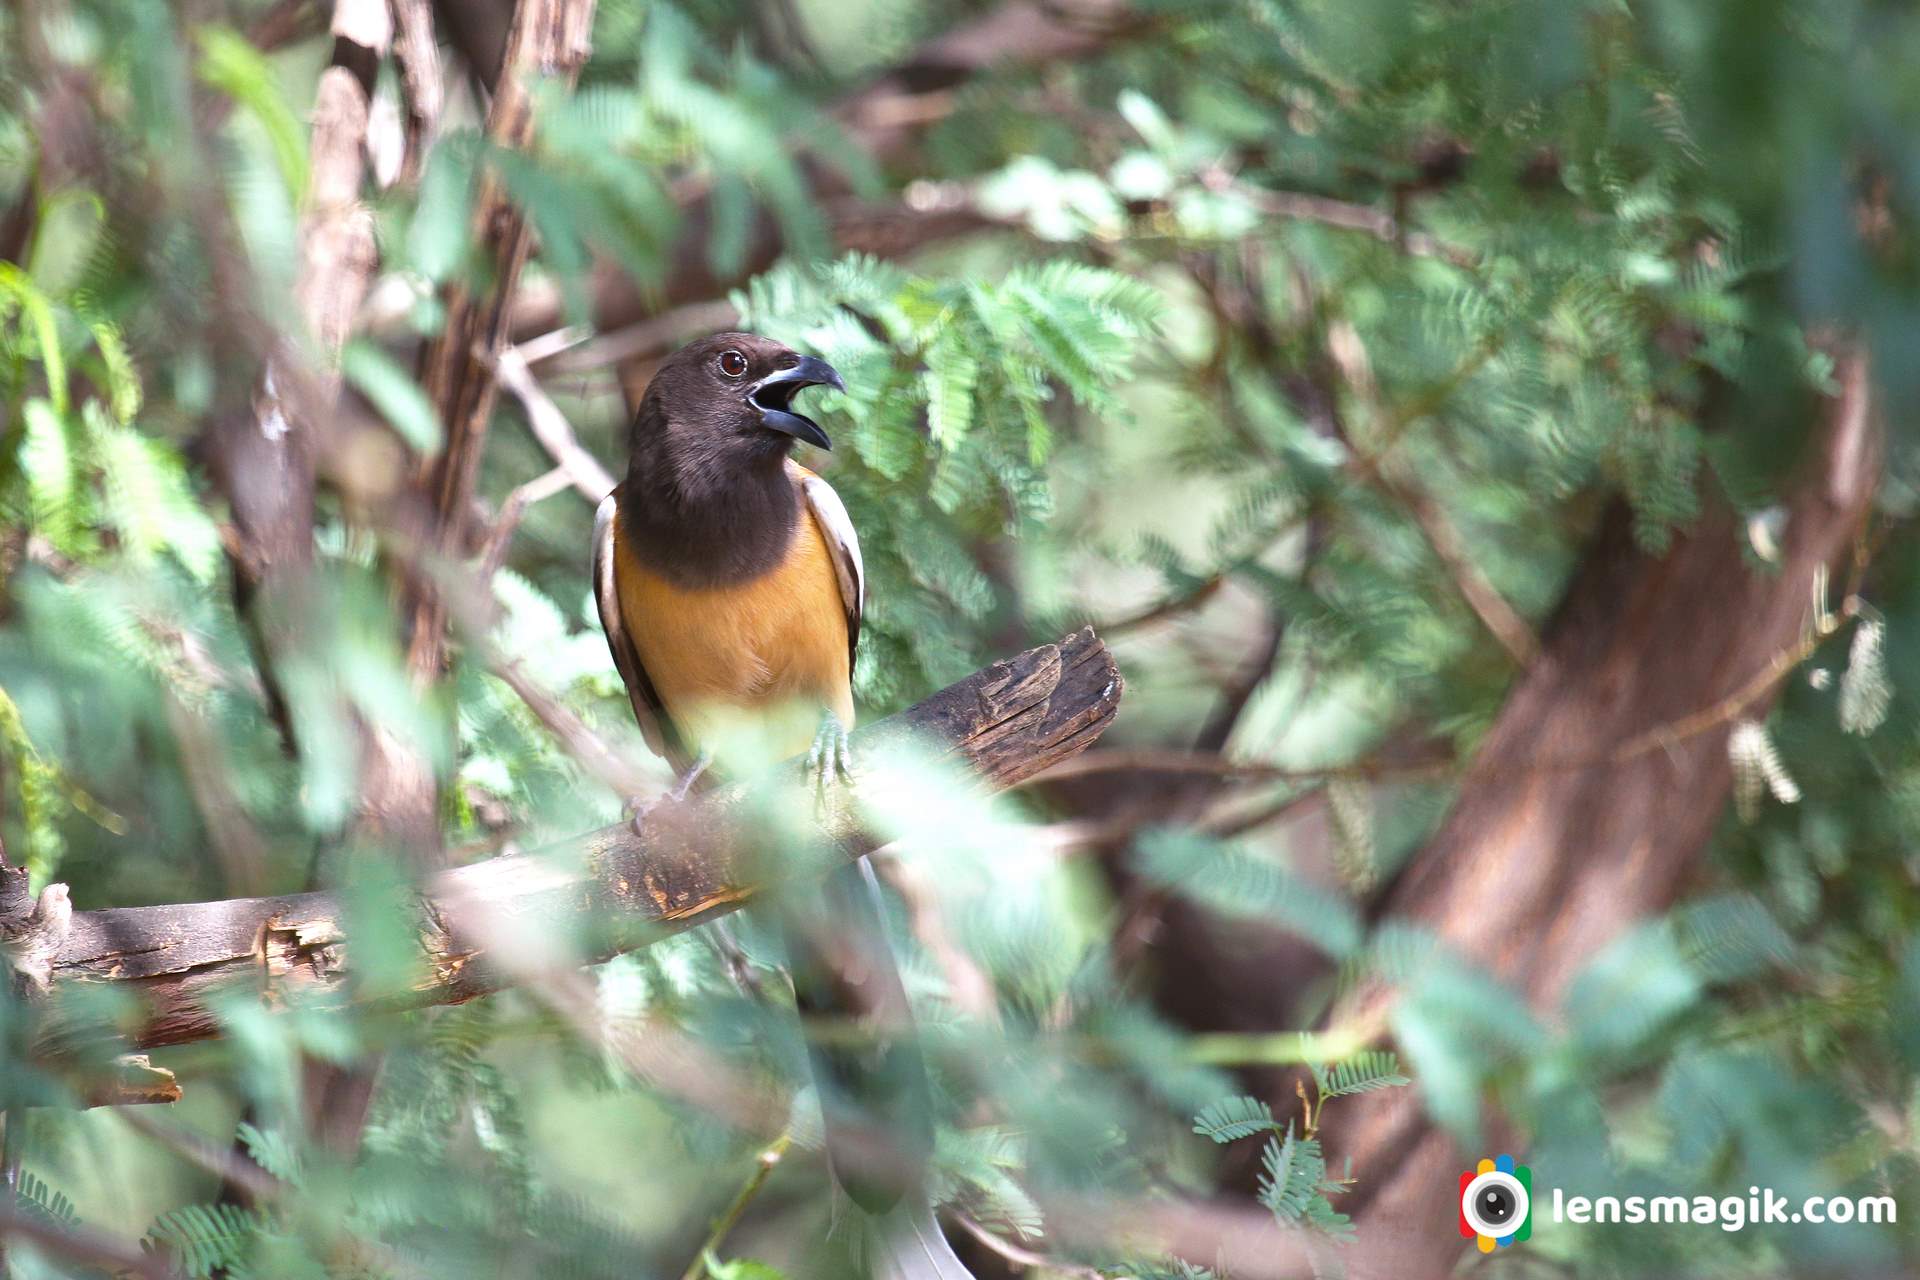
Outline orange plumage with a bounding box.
[607,475,854,762]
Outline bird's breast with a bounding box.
[613,503,854,760]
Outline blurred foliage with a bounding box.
[0,0,1917,1277]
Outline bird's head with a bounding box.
[636,333,845,461]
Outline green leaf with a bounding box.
[27,188,107,297]
[15,1171,79,1227]
[87,320,143,423]
[1257,1125,1309,1221]
[0,262,69,413]
[95,419,224,581]
[703,1252,788,1280]
[1192,1095,1281,1143]
[0,684,70,885]
[143,1203,260,1277]
[1137,828,1363,958]
[1310,1050,1410,1099]
[236,1121,305,1187]
[1564,921,1701,1054]
[342,341,443,452]
[1117,89,1180,152]
[922,338,978,447]
[20,398,77,546]
[1671,892,1794,982]
[410,133,478,281]
[195,26,307,200]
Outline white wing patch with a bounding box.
[794,464,865,666]
[591,491,679,767]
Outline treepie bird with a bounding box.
[592,333,975,1279]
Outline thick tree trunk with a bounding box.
[1331,356,1881,1278]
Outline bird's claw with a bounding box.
[805,714,854,816]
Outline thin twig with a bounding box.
[1029,788,1320,860]
[485,655,660,801]
[1202,786,1328,839]
[1328,320,1537,665]
[33,632,1122,1055]
[115,1110,431,1279]
[676,1134,794,1280]
[1354,338,1503,465]
[1045,571,1871,792]
[493,345,617,501]
[1378,466,1539,665]
[477,464,573,584]
[246,0,329,52]
[163,695,271,898]
[1184,1009,1391,1069]
[1600,590,1859,766]
[1194,612,1289,751]
[1100,573,1227,635]
[512,323,594,367]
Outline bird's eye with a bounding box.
[717,349,749,379]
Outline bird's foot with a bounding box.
[626,753,713,836]
[805,713,854,817]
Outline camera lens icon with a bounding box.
[1457,1154,1532,1252]
[1463,1170,1526,1234]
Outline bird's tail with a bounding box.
[783,860,976,1278]
[873,1199,977,1280]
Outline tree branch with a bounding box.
[34,630,1122,1058]
[407,0,596,683]
[1329,351,1882,1278]
[355,0,596,862]
[492,346,617,501]
[389,0,443,185]
[211,0,391,757]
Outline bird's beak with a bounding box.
[747,355,844,451]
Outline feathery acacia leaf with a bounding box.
[1311,1051,1410,1098]
[1193,1095,1281,1143]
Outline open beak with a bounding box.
[747,355,844,451]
